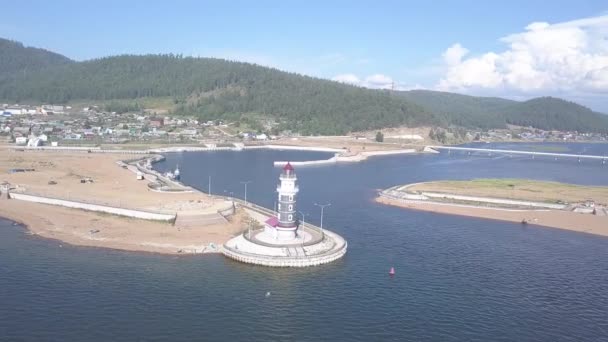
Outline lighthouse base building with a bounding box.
[222,162,347,267]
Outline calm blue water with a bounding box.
[2,143,608,341]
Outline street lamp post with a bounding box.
[314,202,331,238]
[298,211,306,229]
[298,211,306,248]
[240,181,251,203]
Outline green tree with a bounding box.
[375,131,384,142]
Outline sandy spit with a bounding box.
[375,197,608,237]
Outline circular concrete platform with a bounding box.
[222,226,347,267]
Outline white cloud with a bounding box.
[332,73,427,91]
[437,14,608,96]
[332,73,361,84]
[333,73,396,89]
[365,74,394,88]
[442,43,469,66]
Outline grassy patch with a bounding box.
[409,178,608,205]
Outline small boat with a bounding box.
[389,267,395,276]
[174,165,181,180]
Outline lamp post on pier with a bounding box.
[240,180,252,203]
[298,211,307,247]
[314,202,331,238]
[298,211,306,229]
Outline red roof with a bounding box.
[265,216,279,227]
[283,162,294,172]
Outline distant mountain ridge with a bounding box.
[1,37,607,134]
[399,90,608,133]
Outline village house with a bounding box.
[149,117,164,128]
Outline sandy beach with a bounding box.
[0,148,247,254]
[376,196,608,237]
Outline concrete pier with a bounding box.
[222,227,347,267]
[221,201,347,267]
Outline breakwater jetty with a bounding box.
[273,148,418,167]
[431,145,608,161]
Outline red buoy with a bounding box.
[389,267,395,276]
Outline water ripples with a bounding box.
[2,144,608,341]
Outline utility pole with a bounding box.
[298,211,307,248]
[298,211,306,229]
[240,180,251,203]
[314,202,331,238]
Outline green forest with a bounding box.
[400,90,608,133]
[2,38,608,134]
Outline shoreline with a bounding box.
[0,140,387,256]
[0,214,214,257]
[0,150,248,255]
[376,181,608,237]
[5,138,426,164]
[376,196,608,237]
[0,199,246,255]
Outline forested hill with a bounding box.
[400,90,608,133]
[0,53,435,134]
[506,97,608,133]
[1,38,607,134]
[399,90,515,129]
[0,38,73,77]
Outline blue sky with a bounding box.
[3,1,608,110]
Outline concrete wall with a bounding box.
[421,192,566,209]
[9,193,176,221]
[217,204,235,217]
[13,146,150,154]
[222,241,347,267]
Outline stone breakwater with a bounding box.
[119,154,194,192]
[274,148,419,167]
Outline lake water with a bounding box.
[2,143,608,341]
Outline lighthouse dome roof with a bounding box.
[283,162,294,172]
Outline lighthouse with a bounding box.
[222,160,348,267]
[264,162,299,241]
